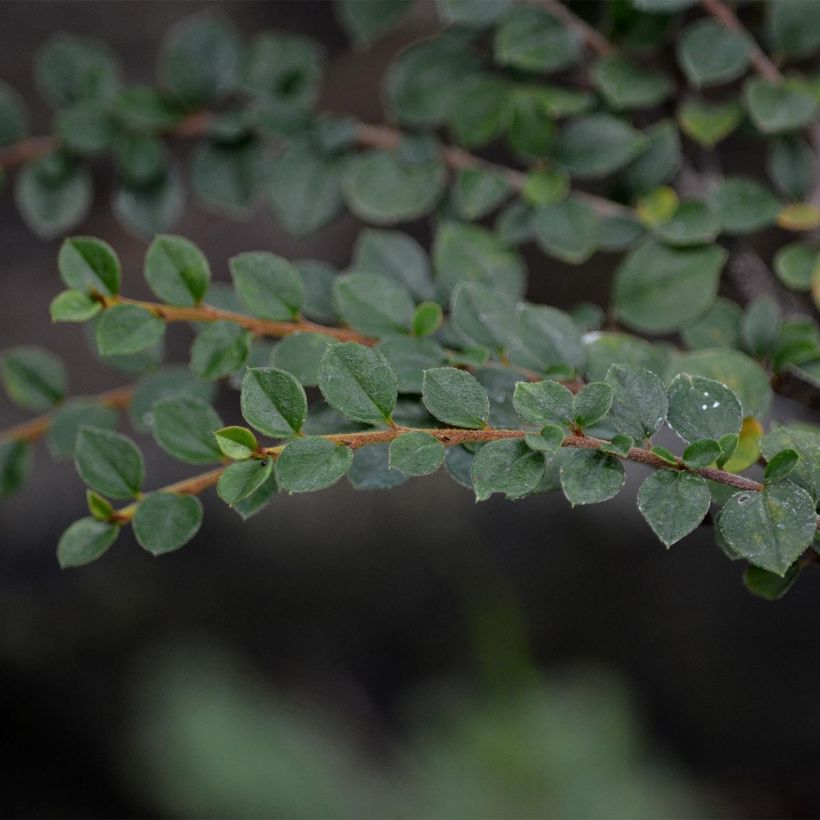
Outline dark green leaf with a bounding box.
[113,165,185,239]
[560,449,625,506]
[145,234,210,306]
[337,0,414,44]
[677,19,749,87]
[57,517,119,569]
[472,438,545,501]
[58,236,120,296]
[56,103,114,156]
[75,426,144,499]
[604,364,668,440]
[740,296,781,358]
[743,78,817,134]
[191,139,262,218]
[276,437,353,492]
[682,438,721,467]
[599,434,633,457]
[637,471,711,546]
[510,304,585,374]
[585,332,668,382]
[744,562,802,601]
[592,54,672,110]
[768,136,815,203]
[666,374,743,443]
[494,5,580,73]
[767,0,820,59]
[348,444,408,490]
[555,115,646,179]
[96,304,165,356]
[622,120,682,195]
[133,492,203,555]
[232,470,279,520]
[46,399,118,460]
[128,366,216,434]
[513,379,573,427]
[534,198,600,264]
[333,272,414,337]
[451,282,516,352]
[760,425,818,497]
[764,449,800,483]
[524,424,565,455]
[240,367,308,437]
[270,333,335,387]
[152,396,223,464]
[230,252,304,321]
[0,81,27,147]
[452,168,510,220]
[654,200,720,246]
[708,177,781,235]
[389,431,445,476]
[352,228,434,302]
[439,0,512,26]
[378,336,446,393]
[0,440,29,498]
[422,367,489,428]
[218,458,273,506]
[572,382,613,428]
[190,321,251,380]
[1,346,67,411]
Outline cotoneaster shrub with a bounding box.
[0,0,818,600]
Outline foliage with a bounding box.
[0,0,818,600]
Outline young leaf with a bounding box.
[230,252,304,321]
[190,321,251,380]
[524,424,565,455]
[678,99,743,148]
[217,458,274,506]
[333,272,414,337]
[422,367,489,429]
[214,426,258,460]
[75,426,144,499]
[472,439,545,501]
[560,449,625,506]
[572,382,613,428]
[240,367,308,438]
[718,482,816,575]
[57,517,119,569]
[667,374,743,443]
[145,234,211,306]
[412,302,443,337]
[96,304,165,356]
[1,346,67,411]
[637,471,711,547]
[276,437,353,492]
[86,489,114,521]
[133,492,203,555]
[682,439,721,468]
[152,396,224,464]
[318,343,397,424]
[58,236,120,295]
[604,365,668,441]
[389,431,445,476]
[599,434,633,457]
[513,380,573,427]
[50,289,102,322]
[763,449,800,484]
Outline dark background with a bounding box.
[1,2,819,817]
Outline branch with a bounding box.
[699,0,782,82]
[0,384,134,445]
[110,425,772,525]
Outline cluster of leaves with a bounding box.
[0,0,818,600]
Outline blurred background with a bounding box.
[1,2,819,817]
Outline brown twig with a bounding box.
[699,0,782,82]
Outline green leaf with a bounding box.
[96,304,165,356]
[513,379,573,427]
[230,252,304,321]
[389,431,445,476]
[337,0,414,44]
[452,168,510,220]
[592,54,672,111]
[333,272,414,337]
[599,434,633,457]
[572,382,613,428]
[128,366,216,434]
[112,166,185,239]
[342,149,445,225]
[613,240,726,333]
[1,346,67,411]
[57,517,119,569]
[297,261,338,324]
[637,471,711,547]
[604,364,668,440]
[217,458,274,506]
[35,34,120,107]
[654,200,720,247]
[534,198,599,264]
[152,396,223,464]
[560,449,625,506]
[508,88,555,158]
[448,74,511,150]
[352,228,434,302]
[270,333,335,387]
[422,367,489,429]
[439,0,512,26]
[524,424,565,455]
[767,0,820,59]
[681,299,741,350]
[493,5,581,73]
[412,302,443,337]
[717,434,739,469]
[349,444,408,490]
[0,440,29,498]
[682,438,721,468]
[214,426,258,460]
[50,289,102,322]
[741,296,781,358]
[666,374,743,444]
[0,81,27,147]
[145,235,210,307]
[114,133,167,184]
[190,321,251,380]
[743,78,817,134]
[86,489,114,522]
[677,19,749,87]
[451,282,516,353]
[585,332,668,382]
[58,236,120,296]
[75,426,144,499]
[761,425,818,498]
[521,168,569,208]
[555,115,646,179]
[672,348,773,418]
[46,400,118,460]
[191,139,262,218]
[744,562,802,601]
[240,367,308,437]
[708,177,782,235]
[433,222,525,301]
[472,439,545,501]
[651,445,679,465]
[15,154,92,239]
[510,305,585,374]
[159,11,240,106]
[378,336,446,393]
[385,33,481,127]
[276,437,353,492]
[114,86,184,132]
[622,120,682,196]
[318,343,397,424]
[719,481,816,575]
[764,449,800,483]
[133,492,203,555]
[266,142,343,237]
[677,99,742,148]
[768,136,815,203]
[232,470,278,520]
